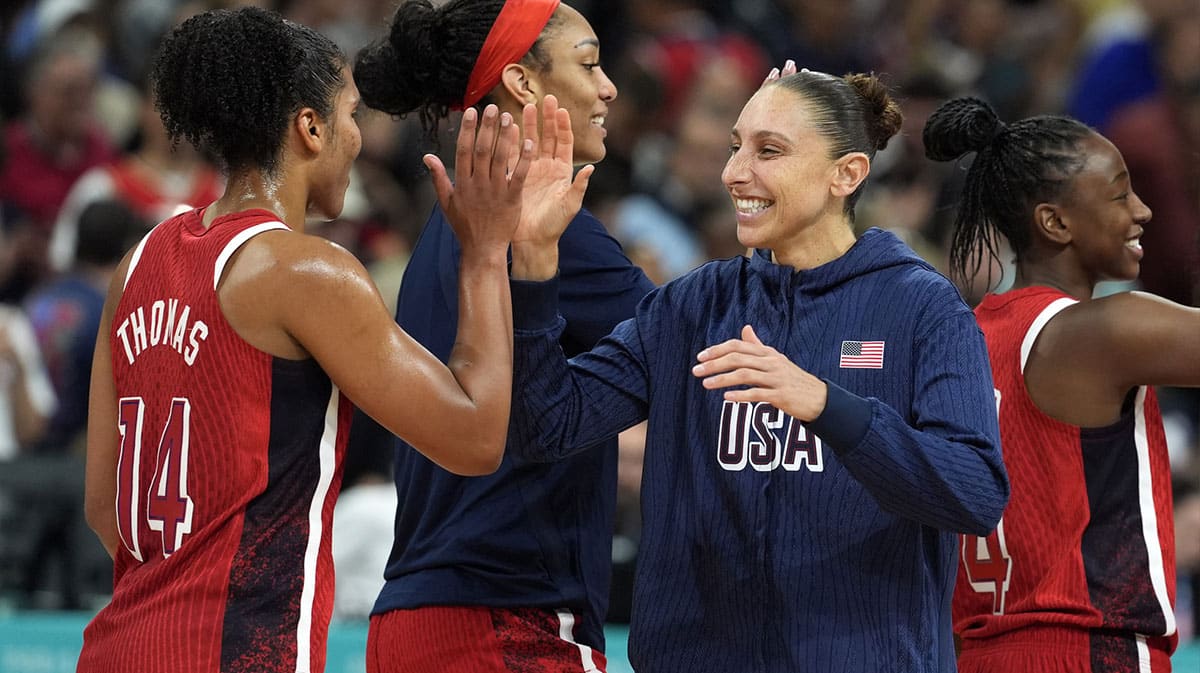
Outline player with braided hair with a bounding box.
[74,6,576,672]
[505,70,1009,672]
[353,2,653,671]
[925,96,1200,673]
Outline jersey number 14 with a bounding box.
[116,397,196,561]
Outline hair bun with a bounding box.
[843,73,903,152]
[923,97,1004,162]
[354,0,444,115]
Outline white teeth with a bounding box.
[1126,238,1141,249]
[590,116,605,127]
[734,198,773,213]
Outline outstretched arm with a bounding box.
[265,105,533,475]
[506,277,651,462]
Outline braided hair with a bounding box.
[151,7,346,176]
[354,0,559,141]
[769,71,903,221]
[923,97,1093,288]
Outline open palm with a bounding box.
[512,95,594,246]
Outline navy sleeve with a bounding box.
[809,310,1010,536]
[556,208,655,354]
[508,277,652,462]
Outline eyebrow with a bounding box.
[731,129,794,145]
[574,38,599,49]
[1109,170,1129,184]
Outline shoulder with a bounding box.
[231,229,368,289]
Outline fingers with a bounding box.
[455,107,479,177]
[423,153,453,210]
[509,136,536,187]
[555,106,573,164]
[569,163,594,205]
[693,349,770,378]
[472,106,501,179]
[540,95,559,159]
[742,324,763,345]
[762,59,798,86]
[490,111,517,182]
[510,103,539,175]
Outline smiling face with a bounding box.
[1056,132,1152,283]
[721,85,846,256]
[527,5,617,164]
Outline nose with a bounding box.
[1131,190,1152,224]
[722,148,747,189]
[598,67,617,102]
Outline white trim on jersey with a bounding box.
[1133,387,1177,638]
[213,221,289,291]
[555,609,601,672]
[1135,634,1152,672]
[296,385,341,673]
[123,229,155,290]
[1018,297,1078,374]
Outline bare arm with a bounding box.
[1028,291,1200,426]
[225,106,534,475]
[84,253,133,559]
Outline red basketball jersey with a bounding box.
[954,286,1176,668]
[78,208,351,673]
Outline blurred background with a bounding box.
[0,0,1196,670]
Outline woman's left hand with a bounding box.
[693,324,828,422]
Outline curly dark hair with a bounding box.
[353,0,558,142]
[769,71,903,222]
[923,97,1093,289]
[150,6,346,176]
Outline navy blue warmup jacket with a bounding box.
[509,228,1010,672]
[373,203,654,651]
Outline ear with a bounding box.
[830,152,870,199]
[294,107,324,155]
[1033,202,1071,245]
[498,63,538,107]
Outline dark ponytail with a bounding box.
[354,0,558,141]
[923,96,1092,288]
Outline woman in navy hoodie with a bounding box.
[506,70,1011,673]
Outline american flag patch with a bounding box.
[840,341,884,369]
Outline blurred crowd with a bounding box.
[0,0,1197,643]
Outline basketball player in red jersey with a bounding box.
[76,7,585,673]
[925,97,1200,672]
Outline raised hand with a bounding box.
[692,324,828,422]
[508,95,594,280]
[424,104,534,257]
[512,95,594,246]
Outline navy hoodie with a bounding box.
[509,228,1010,672]
[373,203,654,651]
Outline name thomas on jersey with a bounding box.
[116,298,209,366]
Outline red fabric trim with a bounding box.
[456,0,560,111]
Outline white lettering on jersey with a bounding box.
[116,299,208,366]
[717,401,825,473]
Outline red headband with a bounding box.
[456,0,561,111]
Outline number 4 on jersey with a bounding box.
[962,519,1013,614]
[116,397,196,561]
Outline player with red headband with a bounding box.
[353,1,653,671]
